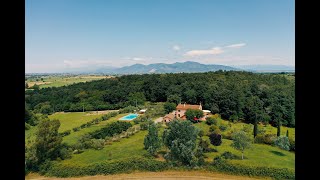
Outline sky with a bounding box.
[26,0,295,73]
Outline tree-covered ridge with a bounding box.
[25,71,294,127]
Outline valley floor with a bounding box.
[25,170,269,180]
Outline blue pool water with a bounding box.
[119,114,138,120]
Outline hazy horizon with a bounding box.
[26,0,294,73]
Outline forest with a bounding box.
[25,71,295,127]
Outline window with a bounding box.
[178,110,180,112]
[178,114,180,117]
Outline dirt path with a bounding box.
[26,171,269,180]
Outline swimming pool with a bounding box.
[119,114,138,120]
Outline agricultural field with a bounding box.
[25,75,114,89]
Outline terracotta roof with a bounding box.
[176,104,201,110]
[164,114,175,119]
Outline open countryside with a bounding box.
[25,0,294,179]
[25,72,295,179]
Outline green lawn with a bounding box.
[61,130,148,165]
[62,113,129,145]
[202,137,295,170]
[193,119,295,170]
[48,112,105,132]
[194,117,295,140]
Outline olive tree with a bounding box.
[231,131,252,160]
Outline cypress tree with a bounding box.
[277,120,281,137]
[253,120,258,138]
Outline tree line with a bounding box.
[25,71,295,127]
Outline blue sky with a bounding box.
[26,0,294,73]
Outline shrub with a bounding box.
[210,160,295,179]
[219,124,228,131]
[59,147,72,160]
[73,127,80,132]
[198,130,204,137]
[221,151,242,160]
[90,121,132,139]
[86,121,93,127]
[38,160,53,175]
[257,127,266,135]
[274,136,290,151]
[90,139,105,150]
[289,138,295,151]
[133,115,148,124]
[209,133,222,146]
[209,125,219,133]
[46,158,168,177]
[206,117,218,125]
[101,115,108,121]
[222,132,233,140]
[59,130,71,137]
[264,134,277,145]
[198,138,215,152]
[254,134,265,144]
[140,120,153,130]
[242,124,252,134]
[25,122,31,130]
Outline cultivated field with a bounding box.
[25,75,113,89]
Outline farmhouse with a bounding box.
[175,103,203,119]
[163,103,211,123]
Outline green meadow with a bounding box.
[26,75,111,89]
[25,111,295,178]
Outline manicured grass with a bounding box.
[202,137,295,170]
[61,130,149,165]
[48,112,105,132]
[192,118,295,170]
[194,116,295,140]
[62,113,129,145]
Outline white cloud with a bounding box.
[184,43,246,57]
[132,57,144,61]
[173,45,181,51]
[225,43,246,48]
[185,47,224,56]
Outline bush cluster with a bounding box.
[254,134,277,145]
[46,158,167,177]
[211,157,295,179]
[72,112,119,132]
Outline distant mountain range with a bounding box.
[60,61,294,74]
[235,64,295,72]
[94,61,238,74]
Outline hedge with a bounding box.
[209,159,295,179]
[46,157,167,177]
